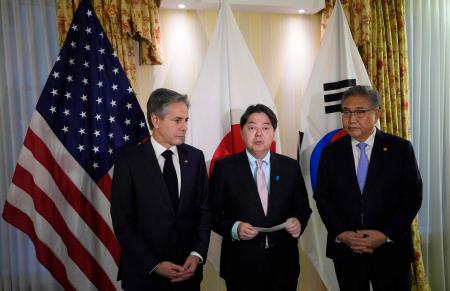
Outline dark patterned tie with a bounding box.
[162,150,179,211]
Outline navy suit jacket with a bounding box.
[209,151,311,283]
[111,141,210,290]
[314,130,422,262]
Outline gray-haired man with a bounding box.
[111,88,211,290]
[314,85,422,291]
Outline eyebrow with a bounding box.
[246,121,271,125]
[342,106,370,110]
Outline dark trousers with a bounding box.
[225,249,298,291]
[121,272,201,291]
[333,253,411,291]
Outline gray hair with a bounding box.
[147,88,190,129]
[341,85,380,108]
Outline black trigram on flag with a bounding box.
[323,79,356,114]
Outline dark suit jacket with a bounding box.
[209,151,312,284]
[111,141,211,290]
[314,130,422,262]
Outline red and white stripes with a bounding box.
[3,112,121,290]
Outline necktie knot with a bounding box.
[357,142,368,151]
[162,149,173,161]
[256,159,264,169]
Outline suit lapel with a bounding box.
[143,142,176,214]
[267,153,279,218]
[177,144,189,215]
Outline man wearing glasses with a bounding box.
[314,85,422,291]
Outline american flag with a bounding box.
[2,0,150,290]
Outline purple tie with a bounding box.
[356,143,369,192]
[256,160,268,215]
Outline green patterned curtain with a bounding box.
[322,1,430,290]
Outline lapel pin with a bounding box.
[184,160,189,163]
[383,147,388,152]
[275,175,280,182]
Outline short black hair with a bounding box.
[240,104,278,130]
[341,85,380,108]
[146,88,189,129]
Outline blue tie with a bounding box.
[356,143,369,192]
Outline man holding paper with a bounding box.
[209,104,312,291]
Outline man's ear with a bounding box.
[151,113,159,129]
[375,107,381,120]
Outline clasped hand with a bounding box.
[154,255,200,283]
[338,230,387,254]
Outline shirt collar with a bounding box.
[246,150,271,166]
[351,127,377,148]
[151,136,178,158]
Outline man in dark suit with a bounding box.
[209,104,312,291]
[111,88,211,291]
[314,85,422,291]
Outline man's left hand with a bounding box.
[285,217,301,238]
[352,230,387,252]
[170,255,200,283]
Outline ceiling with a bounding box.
[160,0,325,14]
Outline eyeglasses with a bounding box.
[341,108,378,119]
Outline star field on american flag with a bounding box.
[36,1,149,181]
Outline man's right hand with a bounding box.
[154,261,186,279]
[337,231,373,254]
[238,222,259,240]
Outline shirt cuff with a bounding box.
[231,221,241,241]
[190,251,203,264]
